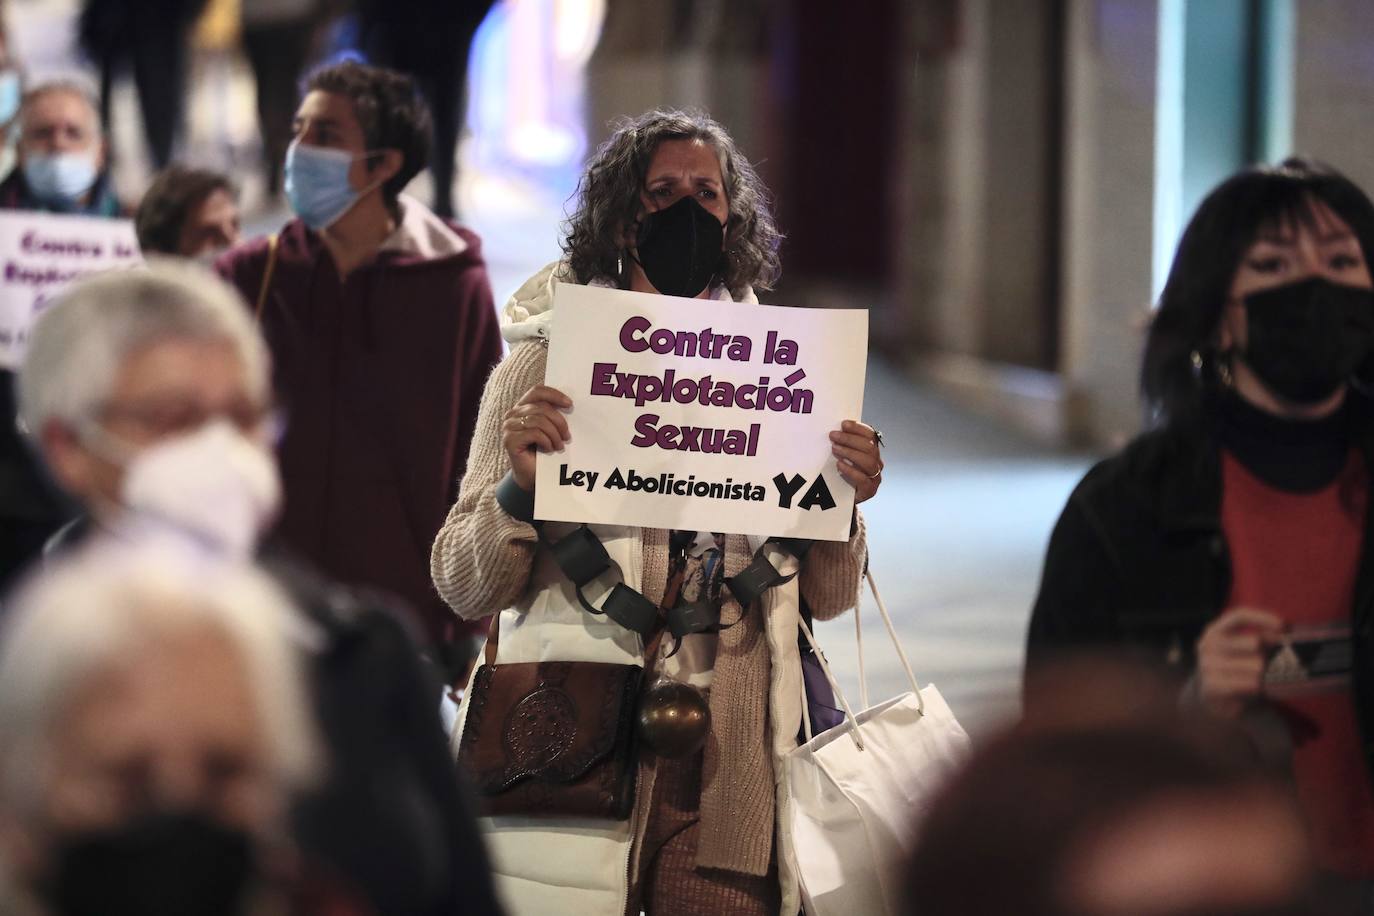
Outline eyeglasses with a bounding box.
[94,397,283,443]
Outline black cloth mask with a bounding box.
[45,811,256,916]
[1240,276,1374,404]
[632,195,725,298]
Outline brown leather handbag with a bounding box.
[457,626,643,820]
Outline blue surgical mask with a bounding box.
[284,141,382,230]
[0,71,22,125]
[23,150,99,206]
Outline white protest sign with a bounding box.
[536,284,869,541]
[0,211,142,369]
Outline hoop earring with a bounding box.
[1193,348,1235,388]
[1217,353,1235,388]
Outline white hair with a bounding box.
[17,258,269,438]
[16,77,103,153]
[0,543,320,821]
[19,78,101,125]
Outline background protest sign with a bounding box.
[0,211,142,369]
[536,284,868,541]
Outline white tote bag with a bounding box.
[785,571,971,916]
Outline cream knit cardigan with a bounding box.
[431,263,867,882]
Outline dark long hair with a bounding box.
[1141,158,1374,427]
[561,109,783,298]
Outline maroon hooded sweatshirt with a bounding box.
[217,198,502,645]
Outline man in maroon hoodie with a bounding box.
[218,62,502,658]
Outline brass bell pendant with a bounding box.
[637,677,710,759]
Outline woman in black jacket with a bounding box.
[1026,159,1374,879]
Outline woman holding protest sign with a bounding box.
[431,109,882,915]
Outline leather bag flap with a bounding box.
[458,660,642,795]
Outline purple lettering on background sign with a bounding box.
[19,231,104,258]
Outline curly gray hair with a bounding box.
[562,109,782,298]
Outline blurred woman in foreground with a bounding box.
[0,546,366,915]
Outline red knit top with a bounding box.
[1222,448,1374,875]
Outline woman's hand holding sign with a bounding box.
[504,385,573,491]
[830,419,883,504]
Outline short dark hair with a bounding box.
[1141,158,1374,427]
[135,165,235,255]
[304,62,433,205]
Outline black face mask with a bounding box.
[45,811,256,916]
[632,195,725,298]
[1240,276,1374,404]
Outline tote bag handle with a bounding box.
[798,569,924,751]
[858,570,923,708]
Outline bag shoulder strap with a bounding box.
[483,615,500,666]
[254,233,281,323]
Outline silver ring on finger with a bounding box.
[519,415,528,428]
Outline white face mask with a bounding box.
[118,420,282,557]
